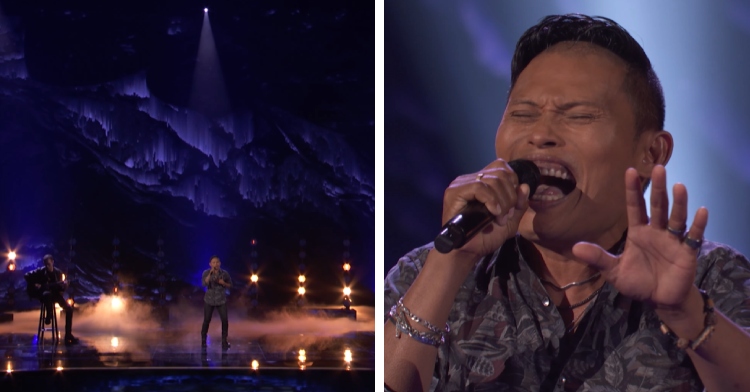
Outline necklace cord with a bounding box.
[540,271,601,291]
[557,284,605,310]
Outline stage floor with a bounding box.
[0,304,375,391]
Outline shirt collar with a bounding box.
[483,231,628,282]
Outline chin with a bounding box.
[519,210,576,246]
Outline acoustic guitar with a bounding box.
[26,277,77,299]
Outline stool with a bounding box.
[37,302,59,344]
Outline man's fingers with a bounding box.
[444,162,522,221]
[572,242,619,273]
[625,168,648,227]
[684,207,709,252]
[497,184,530,227]
[649,165,669,229]
[477,171,519,216]
[666,183,688,235]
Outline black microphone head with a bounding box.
[508,159,540,197]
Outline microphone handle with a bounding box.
[433,202,493,254]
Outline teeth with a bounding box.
[539,166,572,180]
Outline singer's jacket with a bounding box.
[384,235,750,391]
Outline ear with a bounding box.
[636,130,673,177]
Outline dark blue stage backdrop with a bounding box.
[0,0,374,308]
[386,1,750,274]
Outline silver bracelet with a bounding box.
[397,297,450,336]
[388,297,450,347]
[389,305,444,347]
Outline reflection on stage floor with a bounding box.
[0,303,375,391]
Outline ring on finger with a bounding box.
[666,225,686,238]
[683,236,703,250]
[476,173,485,181]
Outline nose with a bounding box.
[527,115,563,149]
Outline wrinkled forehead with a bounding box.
[509,42,630,106]
[513,41,628,87]
[535,41,628,71]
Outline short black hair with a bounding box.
[209,255,220,261]
[43,254,54,262]
[510,14,665,135]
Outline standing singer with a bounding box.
[384,14,750,391]
[201,255,232,349]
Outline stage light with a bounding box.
[297,286,306,295]
[204,8,208,13]
[5,251,16,271]
[343,263,350,271]
[251,274,258,283]
[6,362,12,374]
[111,336,119,348]
[112,296,123,311]
[298,348,308,370]
[344,348,352,363]
[56,366,63,371]
[251,360,259,370]
[61,273,66,281]
[343,286,351,296]
[298,274,306,283]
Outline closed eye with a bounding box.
[509,111,539,121]
[567,114,599,122]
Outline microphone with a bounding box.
[433,159,540,254]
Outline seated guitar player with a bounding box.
[24,254,79,345]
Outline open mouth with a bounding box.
[531,165,577,202]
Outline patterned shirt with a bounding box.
[202,268,232,306]
[384,236,750,391]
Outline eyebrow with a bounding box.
[508,99,604,110]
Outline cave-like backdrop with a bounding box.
[0,0,374,309]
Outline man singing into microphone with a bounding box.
[201,255,232,349]
[384,14,750,391]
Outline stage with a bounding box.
[0,303,375,391]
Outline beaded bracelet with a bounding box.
[659,289,716,351]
